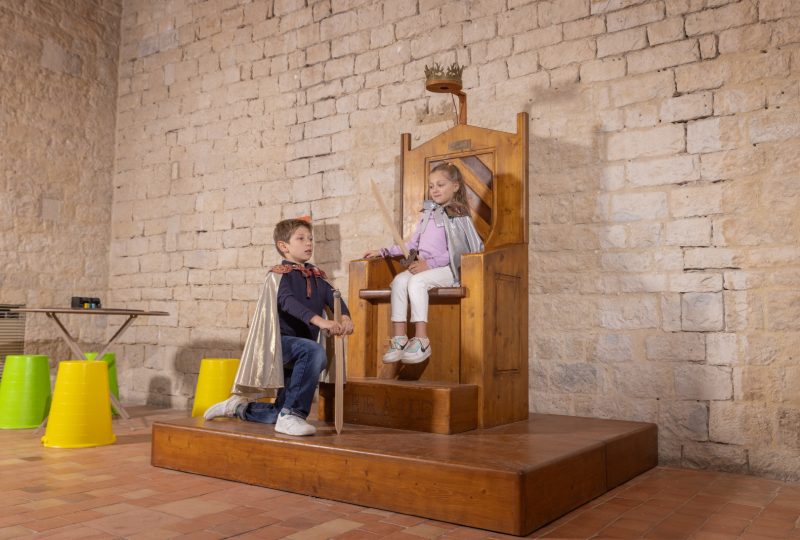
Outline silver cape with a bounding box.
[231,270,344,396]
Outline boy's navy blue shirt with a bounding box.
[276,260,350,341]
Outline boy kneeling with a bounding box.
[204,218,353,436]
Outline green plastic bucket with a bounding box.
[0,355,52,429]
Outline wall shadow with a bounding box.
[315,222,342,281]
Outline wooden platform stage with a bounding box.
[151,413,657,536]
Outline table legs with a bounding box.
[45,312,133,420]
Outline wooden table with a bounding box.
[10,308,169,420]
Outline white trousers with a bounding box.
[390,266,455,323]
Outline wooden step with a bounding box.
[318,377,478,434]
[151,413,658,536]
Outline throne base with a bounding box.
[318,378,478,434]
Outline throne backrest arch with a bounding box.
[400,112,529,249]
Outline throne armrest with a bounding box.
[349,257,405,291]
[459,242,528,425]
[460,243,528,284]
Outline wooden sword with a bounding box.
[333,289,344,434]
[369,180,417,266]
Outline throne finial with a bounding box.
[424,61,467,125]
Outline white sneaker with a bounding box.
[382,336,408,363]
[275,413,316,436]
[203,395,248,420]
[401,337,431,364]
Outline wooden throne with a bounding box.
[320,113,529,433]
[153,111,659,536]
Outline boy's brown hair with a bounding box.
[273,218,312,256]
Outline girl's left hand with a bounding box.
[408,259,429,274]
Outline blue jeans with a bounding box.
[238,335,327,423]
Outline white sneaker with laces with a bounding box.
[401,337,431,364]
[382,336,408,363]
[203,395,249,420]
[275,413,316,436]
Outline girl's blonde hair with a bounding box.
[430,162,469,206]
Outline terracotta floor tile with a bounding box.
[716,502,762,519]
[280,514,340,531]
[151,496,236,519]
[357,521,405,535]
[207,515,279,537]
[33,524,116,539]
[58,509,106,525]
[192,510,244,528]
[383,514,430,527]
[81,507,181,536]
[698,519,748,535]
[345,511,386,524]
[0,525,34,539]
[284,518,364,540]
[91,502,140,515]
[245,524,301,539]
[419,519,458,531]
[689,532,740,540]
[595,523,648,538]
[604,517,654,533]
[163,516,211,534]
[703,514,750,528]
[742,522,796,538]
[0,512,33,529]
[620,504,673,523]
[643,514,707,539]
[541,517,611,538]
[16,516,71,533]
[441,526,492,539]
[124,528,185,539]
[333,530,383,539]
[402,523,450,538]
[759,508,800,522]
[171,531,226,540]
[378,532,428,540]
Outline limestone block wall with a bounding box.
[113,0,800,479]
[0,1,121,360]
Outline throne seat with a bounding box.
[358,286,467,301]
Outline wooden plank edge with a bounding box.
[151,421,525,535]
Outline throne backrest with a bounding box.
[400,112,529,249]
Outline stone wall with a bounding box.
[112,0,800,479]
[0,1,121,360]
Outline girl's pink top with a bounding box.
[382,212,450,268]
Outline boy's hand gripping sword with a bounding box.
[369,180,417,266]
[333,290,344,434]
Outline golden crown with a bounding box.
[424,61,465,83]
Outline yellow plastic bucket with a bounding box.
[191,358,240,417]
[85,352,119,414]
[42,360,115,448]
[0,355,51,429]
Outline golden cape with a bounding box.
[231,270,344,396]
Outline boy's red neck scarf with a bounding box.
[271,262,327,298]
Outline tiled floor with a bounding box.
[1,407,798,539]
